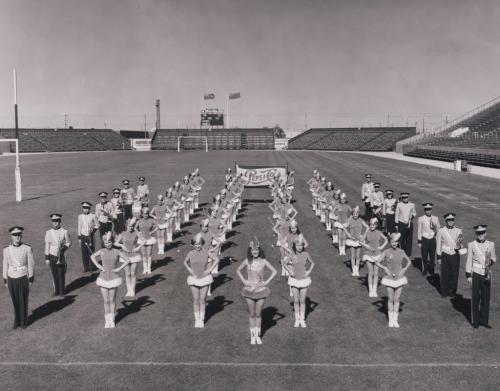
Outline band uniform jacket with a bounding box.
[466,240,496,276]
[78,213,99,238]
[361,182,374,202]
[417,215,440,241]
[45,228,71,257]
[3,244,35,281]
[436,227,462,256]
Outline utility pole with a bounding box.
[13,70,19,139]
[64,114,68,129]
[305,112,308,130]
[144,114,147,138]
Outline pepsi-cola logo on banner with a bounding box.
[236,165,287,187]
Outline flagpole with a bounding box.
[14,69,19,140]
[226,93,229,129]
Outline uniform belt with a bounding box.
[10,266,28,272]
[422,233,435,239]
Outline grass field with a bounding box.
[0,150,499,391]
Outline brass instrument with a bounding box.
[485,248,492,282]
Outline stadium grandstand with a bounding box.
[0,128,131,153]
[151,128,274,150]
[398,96,500,168]
[287,127,415,151]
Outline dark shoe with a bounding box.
[21,324,27,329]
[12,323,19,330]
[481,324,492,329]
[472,324,479,329]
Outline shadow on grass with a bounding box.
[205,295,233,323]
[233,220,243,226]
[65,273,97,294]
[261,306,285,336]
[221,241,237,252]
[426,273,442,295]
[211,273,233,292]
[30,295,77,324]
[218,256,236,271]
[136,274,166,294]
[451,294,471,322]
[166,240,184,251]
[23,187,86,202]
[116,296,155,324]
[226,230,240,239]
[152,256,175,272]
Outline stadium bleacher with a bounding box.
[400,97,500,167]
[0,128,131,153]
[151,128,275,150]
[287,127,415,151]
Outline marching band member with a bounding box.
[382,189,397,235]
[184,233,220,328]
[135,207,158,275]
[395,192,416,257]
[114,219,143,297]
[286,170,295,196]
[150,194,169,255]
[180,175,194,218]
[95,192,114,244]
[172,181,183,231]
[332,193,352,256]
[417,203,440,276]
[111,188,125,235]
[436,213,465,298]
[281,236,315,327]
[77,201,99,272]
[120,179,135,222]
[44,214,71,297]
[361,174,374,220]
[369,183,384,227]
[307,170,319,211]
[237,238,277,344]
[286,220,309,250]
[191,168,205,210]
[376,232,411,328]
[315,177,327,220]
[272,211,294,276]
[310,172,322,213]
[91,232,130,328]
[361,218,387,296]
[322,181,335,231]
[328,189,341,244]
[164,187,183,243]
[136,176,149,207]
[3,226,34,329]
[132,195,143,219]
[466,225,496,328]
[345,206,369,276]
[225,168,233,183]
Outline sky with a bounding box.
[1,0,499,135]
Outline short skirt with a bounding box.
[334,221,346,229]
[241,286,270,300]
[121,254,141,264]
[138,237,157,246]
[187,274,213,287]
[346,239,361,248]
[185,197,194,202]
[96,272,122,289]
[381,276,408,288]
[458,248,468,255]
[363,254,382,263]
[157,223,168,230]
[288,276,312,288]
[329,213,338,220]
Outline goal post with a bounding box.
[0,139,21,202]
[177,136,208,152]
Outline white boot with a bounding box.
[142,262,147,275]
[388,312,394,327]
[393,311,400,328]
[194,312,200,328]
[250,328,256,345]
[326,222,332,231]
[255,328,262,344]
[294,313,300,328]
[158,239,164,255]
[300,313,307,328]
[104,314,110,328]
[332,234,338,244]
[199,310,205,328]
[372,284,378,297]
[109,313,115,328]
[166,232,173,243]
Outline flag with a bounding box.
[203,93,215,100]
[229,92,241,100]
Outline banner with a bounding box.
[228,92,241,100]
[203,93,215,100]
[236,164,287,187]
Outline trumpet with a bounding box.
[55,241,65,265]
[456,233,464,251]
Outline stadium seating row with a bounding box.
[287,127,415,151]
[405,147,500,168]
[0,129,131,153]
[151,128,274,150]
